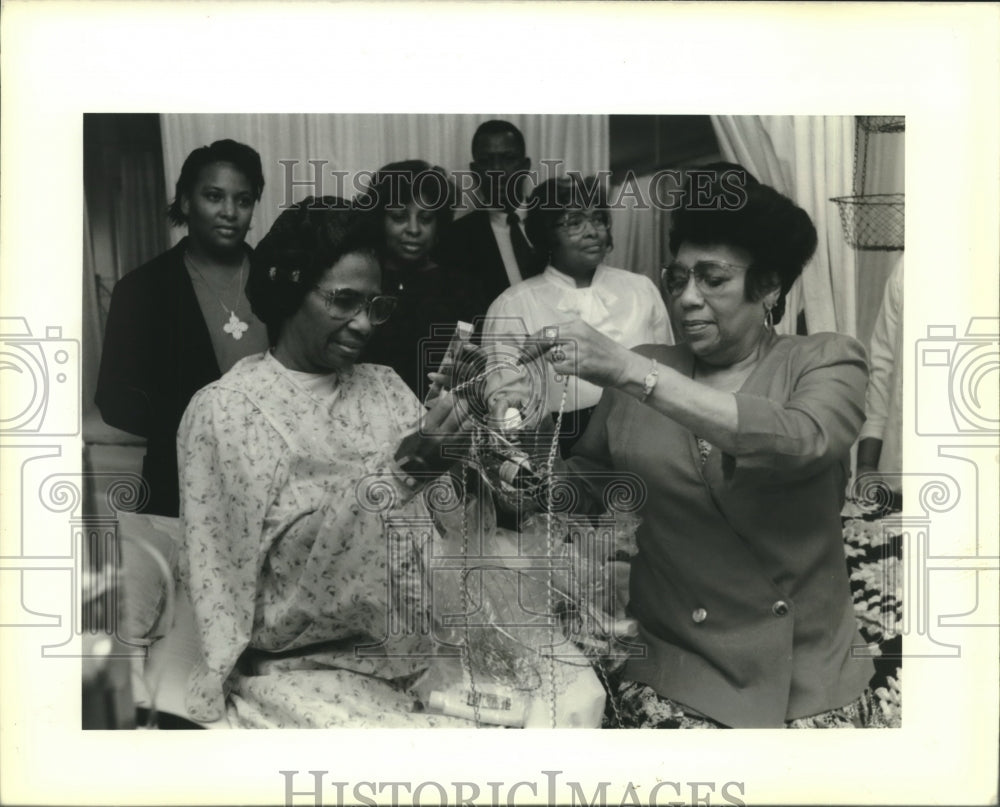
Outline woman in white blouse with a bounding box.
[483,176,669,455]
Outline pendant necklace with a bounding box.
[186,252,250,340]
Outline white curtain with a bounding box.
[711,116,857,337]
[161,114,609,249]
[607,173,665,284]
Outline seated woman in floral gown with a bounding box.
[176,197,474,728]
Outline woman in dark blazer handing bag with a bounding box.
[522,168,885,728]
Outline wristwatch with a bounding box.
[639,359,659,403]
[392,454,430,489]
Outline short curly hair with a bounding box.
[166,139,265,227]
[247,197,378,346]
[524,175,613,265]
[667,167,816,325]
[357,160,455,229]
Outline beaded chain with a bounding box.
[457,368,570,729]
[543,379,569,728]
[445,358,510,399]
[459,455,483,728]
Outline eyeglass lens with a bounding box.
[661,261,737,296]
[560,212,609,235]
[319,289,396,324]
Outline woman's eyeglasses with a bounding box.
[556,211,610,237]
[660,260,748,297]
[313,287,397,325]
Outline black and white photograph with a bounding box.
[80,111,904,732]
[2,3,998,806]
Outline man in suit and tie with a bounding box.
[435,120,545,317]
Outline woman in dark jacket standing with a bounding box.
[359,160,477,399]
[96,138,267,515]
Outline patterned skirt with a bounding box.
[605,680,891,729]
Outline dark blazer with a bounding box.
[361,258,478,399]
[567,333,874,727]
[96,237,244,516]
[434,210,541,317]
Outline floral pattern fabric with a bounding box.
[176,352,470,727]
[611,681,891,729]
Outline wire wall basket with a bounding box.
[830,116,905,251]
[830,194,904,251]
[857,116,905,134]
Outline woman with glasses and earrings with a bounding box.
[520,167,886,728]
[358,160,477,398]
[482,175,670,457]
[175,197,475,727]
[96,138,269,516]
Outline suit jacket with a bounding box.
[96,237,245,516]
[434,210,542,318]
[566,332,874,727]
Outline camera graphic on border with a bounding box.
[0,317,80,436]
[915,317,999,436]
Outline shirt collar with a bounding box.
[543,263,611,291]
[267,348,345,395]
[489,203,531,228]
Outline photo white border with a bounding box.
[2,2,998,805]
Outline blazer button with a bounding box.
[771,600,790,617]
[691,608,708,623]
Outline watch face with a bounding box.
[641,364,659,400]
[399,455,428,474]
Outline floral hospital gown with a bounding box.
[176,351,471,728]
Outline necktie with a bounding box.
[506,211,539,278]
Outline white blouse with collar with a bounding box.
[483,264,671,413]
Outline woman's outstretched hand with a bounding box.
[425,341,484,405]
[395,390,475,475]
[521,319,646,390]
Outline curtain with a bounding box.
[82,119,168,434]
[607,172,676,342]
[161,114,609,249]
[711,116,857,337]
[608,173,666,285]
[82,196,102,424]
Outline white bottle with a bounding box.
[428,685,528,728]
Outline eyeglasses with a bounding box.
[660,260,749,297]
[556,211,610,237]
[313,287,397,325]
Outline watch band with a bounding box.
[392,454,430,490]
[639,359,659,403]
